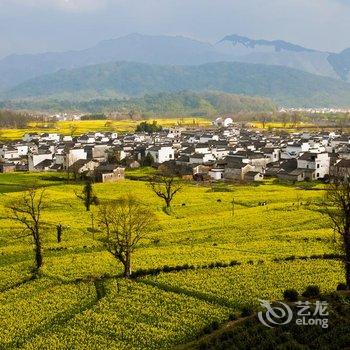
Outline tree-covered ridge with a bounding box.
[4,61,350,108]
[2,91,277,115]
[221,34,316,53]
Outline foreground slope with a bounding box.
[0,173,345,349]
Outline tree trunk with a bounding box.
[34,236,43,271]
[345,259,350,290]
[165,198,171,208]
[123,252,131,278]
[344,231,350,289]
[57,225,62,243]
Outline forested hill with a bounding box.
[1,91,277,116]
[4,61,350,108]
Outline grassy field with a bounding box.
[0,117,211,140]
[0,172,344,349]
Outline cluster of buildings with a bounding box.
[279,107,350,114]
[1,123,350,183]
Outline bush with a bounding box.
[302,285,320,298]
[162,265,172,273]
[199,342,209,350]
[283,289,299,301]
[285,255,296,261]
[337,283,348,291]
[228,313,237,321]
[241,307,253,317]
[211,321,220,331]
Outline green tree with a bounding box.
[75,179,99,212]
[141,153,155,167]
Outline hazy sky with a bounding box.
[1,0,350,58]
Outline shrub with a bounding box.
[152,238,161,245]
[283,289,299,301]
[162,265,171,273]
[285,255,296,261]
[228,313,237,321]
[241,307,253,317]
[199,342,209,350]
[211,321,219,330]
[336,283,348,291]
[302,285,320,298]
[202,326,212,335]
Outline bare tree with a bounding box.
[291,113,301,128]
[280,113,289,129]
[97,196,156,278]
[69,124,78,137]
[324,169,350,289]
[8,187,46,272]
[260,115,267,129]
[149,175,182,210]
[75,179,99,211]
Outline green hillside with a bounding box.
[2,91,277,115]
[4,61,350,107]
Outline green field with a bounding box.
[0,173,344,349]
[0,118,211,140]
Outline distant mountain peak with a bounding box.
[220,34,318,53]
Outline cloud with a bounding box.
[1,0,350,57]
[2,0,110,12]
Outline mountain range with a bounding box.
[4,61,350,108]
[2,33,350,108]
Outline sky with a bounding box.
[1,0,350,58]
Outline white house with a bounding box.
[194,144,210,154]
[189,153,215,164]
[28,153,53,171]
[263,147,280,163]
[16,144,29,156]
[211,147,230,160]
[281,142,310,159]
[77,135,95,144]
[22,133,40,142]
[40,133,60,142]
[0,146,19,160]
[56,148,87,169]
[297,152,330,179]
[209,168,224,181]
[199,134,219,143]
[147,146,174,164]
[213,117,233,127]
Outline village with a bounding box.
[0,116,350,183]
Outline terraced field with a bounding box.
[0,173,344,349]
